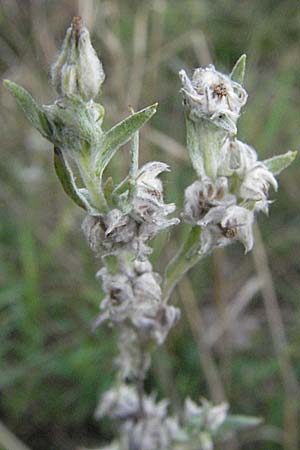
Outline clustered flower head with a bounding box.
[82,161,179,258]
[179,64,247,134]
[94,258,180,347]
[96,386,235,450]
[96,385,180,450]
[180,57,291,254]
[82,158,180,381]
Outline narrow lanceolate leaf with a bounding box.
[3,80,52,137]
[54,147,88,210]
[217,414,263,434]
[230,54,247,85]
[103,176,114,205]
[95,103,157,179]
[263,150,297,175]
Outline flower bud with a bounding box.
[51,16,105,101]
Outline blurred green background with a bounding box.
[1,0,300,449]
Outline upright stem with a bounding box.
[163,226,204,303]
[78,153,108,212]
[137,345,146,418]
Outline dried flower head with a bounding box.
[199,205,254,254]
[184,397,228,431]
[183,177,234,224]
[179,65,247,134]
[96,385,181,450]
[131,162,180,237]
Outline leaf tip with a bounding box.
[3,79,13,91]
[230,54,247,84]
[148,102,158,115]
[144,102,158,118]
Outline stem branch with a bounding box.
[163,226,204,302]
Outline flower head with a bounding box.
[199,205,254,254]
[183,177,234,224]
[82,212,137,256]
[184,397,228,432]
[221,139,278,212]
[179,65,247,134]
[96,385,181,450]
[240,163,278,209]
[131,162,179,237]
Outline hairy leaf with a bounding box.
[3,80,52,137]
[217,414,263,433]
[230,54,247,85]
[54,147,89,210]
[95,103,157,179]
[263,150,297,175]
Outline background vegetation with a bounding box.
[1,0,300,449]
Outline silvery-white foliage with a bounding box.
[95,385,139,421]
[133,271,162,304]
[82,212,138,256]
[96,443,121,450]
[199,205,254,254]
[103,210,138,244]
[132,304,181,345]
[133,259,153,274]
[51,16,105,100]
[221,138,278,211]
[184,398,228,432]
[221,138,257,174]
[179,65,247,134]
[97,385,181,450]
[98,268,135,323]
[183,177,234,224]
[239,162,278,205]
[127,415,180,450]
[95,263,180,345]
[7,16,289,450]
[131,161,180,237]
[115,327,151,379]
[180,62,285,254]
[82,162,179,258]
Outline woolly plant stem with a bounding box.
[163,226,204,303]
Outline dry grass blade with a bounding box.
[78,0,96,30]
[147,0,166,90]
[0,420,33,450]
[125,4,150,108]
[178,277,226,403]
[190,31,212,66]
[145,126,187,160]
[207,276,263,348]
[252,224,300,450]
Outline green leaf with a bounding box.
[54,147,90,210]
[230,54,247,85]
[218,414,263,433]
[263,150,297,175]
[94,103,157,179]
[3,79,52,137]
[103,176,114,205]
